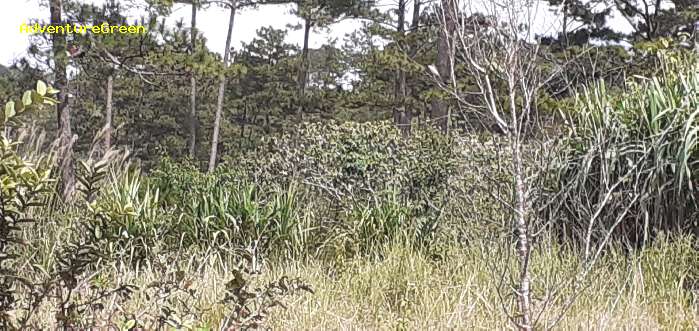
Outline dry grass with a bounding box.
[263,241,697,330]
[18,237,698,330]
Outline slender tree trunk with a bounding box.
[410,0,420,31]
[402,0,421,133]
[208,2,236,172]
[239,103,247,149]
[50,0,75,200]
[561,1,569,47]
[509,86,532,330]
[393,0,409,136]
[430,0,455,133]
[297,15,311,121]
[188,0,198,158]
[512,141,532,330]
[104,73,113,150]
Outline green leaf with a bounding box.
[94,225,103,240]
[5,101,15,120]
[31,92,44,105]
[122,319,136,331]
[47,86,60,95]
[36,81,47,96]
[22,91,32,107]
[42,96,58,105]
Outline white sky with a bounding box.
[0,0,634,66]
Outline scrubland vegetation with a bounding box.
[2,62,697,329]
[1,0,698,329]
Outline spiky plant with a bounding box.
[552,53,698,248]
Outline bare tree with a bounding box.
[432,0,552,328]
[434,0,657,329]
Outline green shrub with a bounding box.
[149,157,218,206]
[148,122,459,259]
[0,136,53,327]
[234,120,458,213]
[0,82,135,329]
[230,121,459,257]
[0,82,58,327]
[89,166,173,258]
[551,54,699,245]
[149,159,309,256]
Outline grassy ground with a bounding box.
[264,240,698,330]
[21,236,698,330]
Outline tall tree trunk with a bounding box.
[297,15,311,121]
[410,0,420,31]
[104,73,113,150]
[208,2,236,172]
[400,0,420,134]
[393,0,409,136]
[50,0,75,200]
[561,1,569,48]
[430,0,454,133]
[188,0,198,158]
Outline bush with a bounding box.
[149,158,308,258]
[550,54,699,246]
[147,122,459,259]
[235,120,458,212]
[89,165,174,259]
[231,121,459,257]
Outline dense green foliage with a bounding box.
[145,121,458,258]
[238,121,456,206]
[551,55,699,245]
[0,83,55,327]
